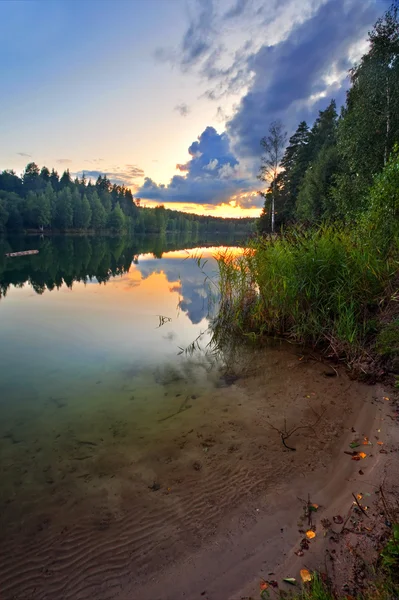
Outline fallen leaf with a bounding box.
[377,441,384,446]
[310,503,319,511]
[383,397,390,401]
[300,539,310,550]
[306,530,316,540]
[350,442,360,449]
[269,580,278,588]
[294,550,304,557]
[380,448,388,454]
[357,493,363,500]
[359,470,364,475]
[333,515,344,524]
[260,580,269,591]
[300,569,312,583]
[352,451,367,460]
[283,578,297,585]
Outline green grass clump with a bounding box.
[214,226,396,360]
[376,320,399,357]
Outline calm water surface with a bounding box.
[0,234,241,529]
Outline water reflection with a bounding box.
[0,234,247,599]
[0,234,236,326]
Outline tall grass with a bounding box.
[213,226,397,360]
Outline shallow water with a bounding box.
[0,235,239,532]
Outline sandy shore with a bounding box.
[1,344,398,600]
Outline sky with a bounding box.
[0,0,390,218]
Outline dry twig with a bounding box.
[267,406,327,451]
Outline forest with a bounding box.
[0,165,255,236]
[258,1,399,232]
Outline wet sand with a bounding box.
[0,344,397,600]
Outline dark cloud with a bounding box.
[227,0,390,159]
[174,103,190,117]
[17,152,31,157]
[137,126,256,206]
[77,164,144,187]
[181,0,215,68]
[224,0,250,19]
[56,158,72,164]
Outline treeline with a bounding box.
[0,164,255,236]
[258,1,399,232]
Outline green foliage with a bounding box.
[361,145,399,243]
[296,145,340,222]
[381,524,399,581]
[107,202,126,232]
[376,319,399,357]
[214,226,394,359]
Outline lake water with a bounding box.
[0,234,245,598]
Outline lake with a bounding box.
[0,235,381,600]
[0,233,244,599]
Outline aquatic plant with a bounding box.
[213,225,397,363]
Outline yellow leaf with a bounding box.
[300,569,312,583]
[358,452,367,459]
[377,441,384,445]
[383,397,390,401]
[306,530,316,540]
[260,580,269,591]
[357,493,363,500]
[311,503,319,510]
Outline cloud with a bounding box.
[223,0,250,19]
[174,103,191,117]
[160,0,388,164]
[226,0,390,159]
[137,126,256,206]
[77,164,145,187]
[17,152,31,157]
[56,158,72,165]
[181,0,215,68]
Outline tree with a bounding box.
[40,166,50,182]
[81,195,92,229]
[50,169,59,190]
[54,188,73,229]
[60,169,72,188]
[296,145,341,222]
[337,2,399,211]
[107,202,125,232]
[89,191,106,229]
[258,120,287,233]
[277,121,311,223]
[23,162,43,193]
[0,170,23,195]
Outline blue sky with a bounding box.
[0,0,390,217]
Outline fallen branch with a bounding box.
[267,406,327,451]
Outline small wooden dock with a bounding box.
[5,250,39,258]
